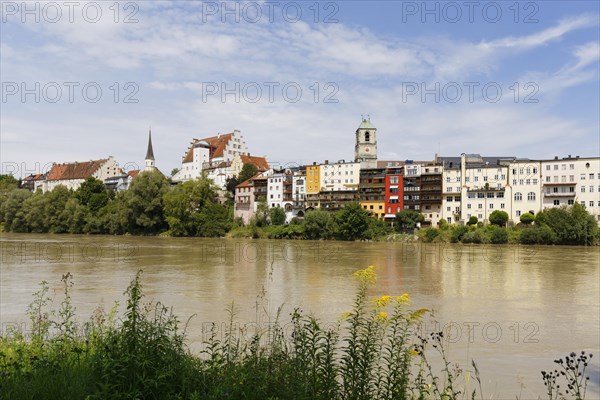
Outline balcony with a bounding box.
[543,182,576,186]
[544,191,576,197]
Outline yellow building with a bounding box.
[306,164,321,208]
[306,164,321,193]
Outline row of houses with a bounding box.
[231,118,600,225]
[19,118,600,227]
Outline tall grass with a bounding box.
[0,267,593,399]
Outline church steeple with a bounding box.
[354,116,377,168]
[145,129,156,171]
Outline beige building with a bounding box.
[43,156,120,192]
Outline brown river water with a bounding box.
[1,233,598,399]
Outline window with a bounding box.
[477,193,484,198]
[489,204,494,209]
[390,177,398,184]
[520,169,524,174]
[516,210,521,217]
[554,200,560,206]
[447,207,451,211]
[581,174,586,180]
[514,192,522,201]
[497,192,504,198]
[487,192,494,198]
[562,176,566,182]
[467,204,471,209]
[590,201,595,207]
[519,180,524,185]
[478,214,482,219]
[454,196,461,201]
[590,186,595,193]
[546,176,551,182]
[447,196,453,202]
[527,192,536,201]
[468,193,475,199]
[570,164,574,170]
[474,177,479,182]
[478,204,483,209]
[546,165,550,171]
[591,174,595,179]
[500,203,505,209]
[533,168,537,173]
[554,165,558,170]
[568,199,574,205]
[446,177,450,182]
[365,131,370,142]
[581,186,586,193]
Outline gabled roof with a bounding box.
[46,159,108,181]
[182,133,234,163]
[128,170,140,178]
[235,172,263,189]
[240,154,269,171]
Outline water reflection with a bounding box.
[1,233,598,398]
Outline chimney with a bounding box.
[568,155,571,158]
[554,156,558,160]
[325,160,329,164]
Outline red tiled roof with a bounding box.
[240,154,269,171]
[128,170,140,178]
[23,174,45,181]
[182,133,234,163]
[46,159,108,181]
[235,172,263,189]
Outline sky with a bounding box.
[1,0,599,177]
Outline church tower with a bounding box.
[354,116,377,168]
[145,129,156,171]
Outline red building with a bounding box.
[384,167,403,221]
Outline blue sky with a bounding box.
[1,1,599,177]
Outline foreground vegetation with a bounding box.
[0,268,593,399]
[1,173,598,245]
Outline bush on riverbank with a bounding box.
[0,270,593,400]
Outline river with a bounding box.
[1,233,598,399]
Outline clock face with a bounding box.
[365,147,370,152]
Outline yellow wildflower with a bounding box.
[394,293,411,306]
[353,266,377,285]
[373,295,392,308]
[376,311,388,321]
[340,311,352,321]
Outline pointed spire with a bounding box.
[146,128,155,161]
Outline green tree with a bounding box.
[195,202,232,237]
[239,163,259,183]
[269,207,286,226]
[395,210,424,232]
[128,171,169,234]
[62,198,89,233]
[335,202,371,240]
[489,225,508,244]
[467,216,478,226]
[0,174,19,192]
[98,191,132,235]
[75,177,108,213]
[519,212,535,225]
[163,177,220,236]
[0,189,32,231]
[489,210,509,226]
[254,197,270,227]
[23,192,49,233]
[535,203,597,245]
[45,185,72,233]
[303,209,334,240]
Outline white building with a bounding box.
[43,156,121,192]
[540,156,600,222]
[508,159,542,221]
[172,130,248,182]
[320,160,361,192]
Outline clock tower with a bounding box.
[354,116,377,168]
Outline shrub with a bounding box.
[437,219,449,230]
[395,210,424,232]
[467,216,478,226]
[423,227,440,242]
[519,225,557,245]
[489,226,508,244]
[520,212,535,225]
[450,225,468,243]
[489,210,509,227]
[269,207,287,226]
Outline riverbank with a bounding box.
[0,268,594,400]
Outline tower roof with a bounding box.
[358,117,376,130]
[146,130,155,161]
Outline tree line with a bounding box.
[1,172,598,245]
